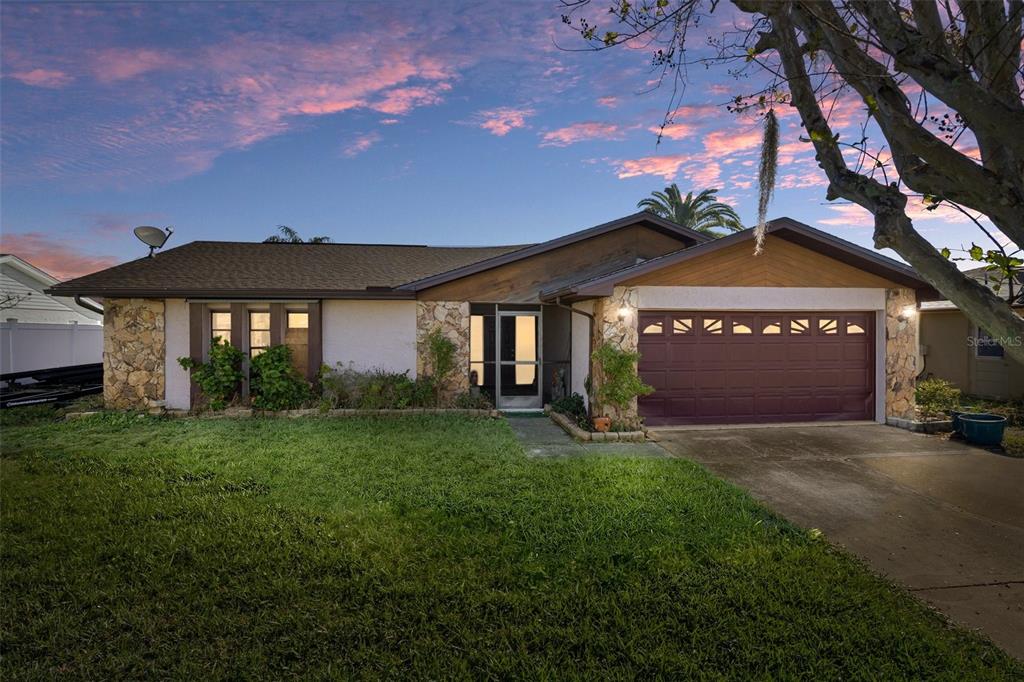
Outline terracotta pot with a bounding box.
[592,416,611,433]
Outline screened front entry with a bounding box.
[470,306,547,410]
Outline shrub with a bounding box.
[1002,428,1024,458]
[591,342,654,411]
[178,338,245,411]
[961,396,1024,427]
[550,392,589,429]
[318,363,437,409]
[0,404,60,427]
[453,390,494,410]
[249,345,312,411]
[915,378,960,419]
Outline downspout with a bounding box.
[75,296,104,316]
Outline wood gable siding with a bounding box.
[419,224,687,302]
[624,236,902,288]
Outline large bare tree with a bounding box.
[562,0,1024,362]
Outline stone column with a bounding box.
[885,288,918,419]
[416,301,470,403]
[590,286,641,428]
[103,298,166,410]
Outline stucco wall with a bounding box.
[103,298,165,410]
[164,298,191,410]
[571,300,593,406]
[322,300,417,376]
[921,309,1024,399]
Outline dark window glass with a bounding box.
[976,328,1005,358]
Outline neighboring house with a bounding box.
[48,213,934,425]
[920,268,1023,399]
[1,254,103,374]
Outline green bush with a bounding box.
[591,342,654,411]
[961,396,1024,427]
[178,338,245,411]
[915,378,960,419]
[550,392,589,429]
[1002,428,1024,457]
[453,390,494,410]
[0,404,60,427]
[250,345,312,411]
[318,364,437,409]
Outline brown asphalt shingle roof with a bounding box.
[48,241,531,298]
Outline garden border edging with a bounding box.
[548,409,646,443]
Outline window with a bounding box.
[790,318,810,335]
[702,318,723,334]
[211,311,231,344]
[732,322,753,335]
[249,311,270,357]
[761,320,782,335]
[641,321,663,335]
[976,328,1005,358]
[285,310,309,376]
[818,318,838,335]
[672,318,692,334]
[846,321,866,335]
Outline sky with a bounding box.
[0,1,987,281]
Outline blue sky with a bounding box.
[0,1,981,280]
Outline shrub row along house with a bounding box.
[48,213,935,426]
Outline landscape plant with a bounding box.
[249,345,312,411]
[914,378,960,420]
[590,342,653,425]
[550,392,590,429]
[177,337,244,410]
[318,363,437,410]
[424,327,457,404]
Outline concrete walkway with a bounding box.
[508,416,666,458]
[653,424,1024,659]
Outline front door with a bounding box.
[497,310,542,409]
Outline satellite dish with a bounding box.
[133,226,173,257]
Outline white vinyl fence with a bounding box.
[1,321,102,374]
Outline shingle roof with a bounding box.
[47,241,530,298]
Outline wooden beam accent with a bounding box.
[269,302,285,347]
[307,301,322,382]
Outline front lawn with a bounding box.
[1,412,1019,678]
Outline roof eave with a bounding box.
[43,286,416,300]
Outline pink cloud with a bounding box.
[540,122,624,147]
[0,232,120,280]
[819,203,875,228]
[8,68,73,88]
[380,118,400,125]
[596,95,619,108]
[650,123,694,140]
[703,127,762,155]
[370,83,452,115]
[469,107,535,136]
[343,131,382,157]
[616,153,692,181]
[90,47,179,83]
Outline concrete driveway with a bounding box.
[652,424,1024,658]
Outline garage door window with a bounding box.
[702,318,723,334]
[819,318,839,334]
[846,320,866,334]
[641,321,663,335]
[672,318,692,334]
[732,320,753,335]
[790,318,810,334]
[761,319,782,335]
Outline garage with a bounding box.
[637,311,875,425]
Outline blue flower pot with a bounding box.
[959,413,1007,447]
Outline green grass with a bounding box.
[1,411,1020,679]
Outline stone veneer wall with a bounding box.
[590,286,641,428]
[885,287,918,419]
[416,301,470,401]
[103,298,166,409]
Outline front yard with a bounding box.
[1,411,1019,678]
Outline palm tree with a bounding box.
[637,185,744,236]
[263,225,332,243]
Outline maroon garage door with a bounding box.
[637,311,875,425]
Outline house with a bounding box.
[1,254,103,374]
[919,268,1023,399]
[47,213,934,425]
